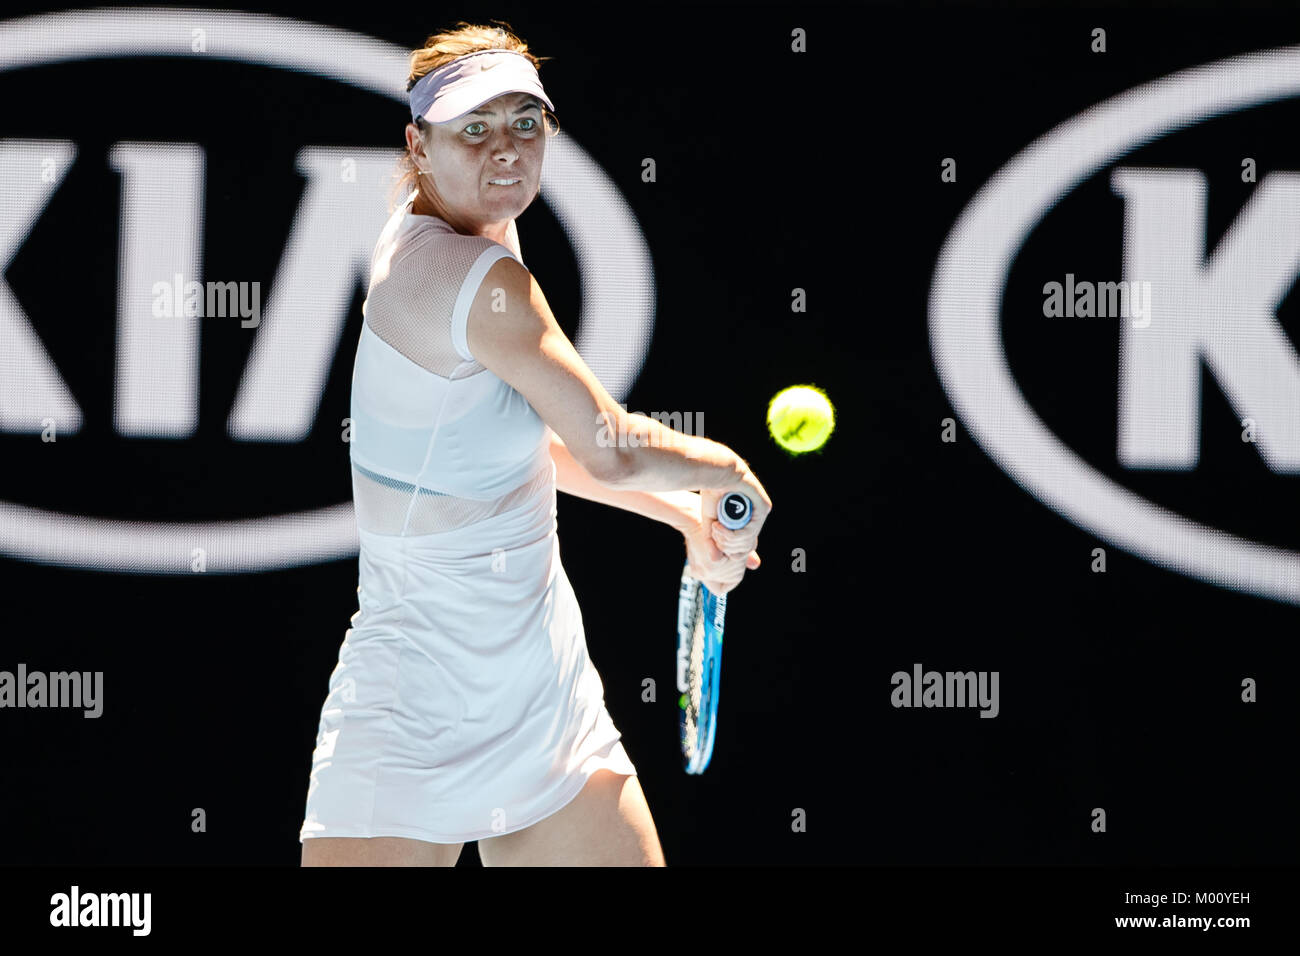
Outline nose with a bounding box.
[489,125,521,162]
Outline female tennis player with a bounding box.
[299,21,771,867]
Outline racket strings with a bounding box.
[682,591,706,759]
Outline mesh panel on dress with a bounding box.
[352,459,551,536]
[363,222,497,379]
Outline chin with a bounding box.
[494,194,534,217]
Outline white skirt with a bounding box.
[299,493,636,845]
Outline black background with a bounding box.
[0,0,1296,881]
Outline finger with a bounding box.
[710,526,733,559]
[712,524,749,554]
[746,551,760,569]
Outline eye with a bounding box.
[516,117,537,131]
[463,122,486,136]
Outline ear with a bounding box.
[405,122,428,159]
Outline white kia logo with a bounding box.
[930,46,1300,605]
[0,8,655,573]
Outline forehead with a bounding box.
[464,92,541,116]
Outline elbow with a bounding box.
[586,448,627,487]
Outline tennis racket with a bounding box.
[676,491,753,774]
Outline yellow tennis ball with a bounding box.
[767,385,835,453]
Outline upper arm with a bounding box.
[464,255,625,481]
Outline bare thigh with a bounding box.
[300,836,463,867]
[476,770,666,867]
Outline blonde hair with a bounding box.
[390,20,560,212]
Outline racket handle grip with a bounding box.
[716,492,752,530]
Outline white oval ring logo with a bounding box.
[930,46,1300,606]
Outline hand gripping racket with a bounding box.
[676,491,753,774]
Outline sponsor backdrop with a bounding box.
[0,1,1295,870]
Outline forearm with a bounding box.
[550,431,698,533]
[604,412,746,492]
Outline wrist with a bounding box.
[663,490,701,535]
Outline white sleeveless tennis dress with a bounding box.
[298,190,636,845]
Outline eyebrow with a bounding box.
[467,100,541,117]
